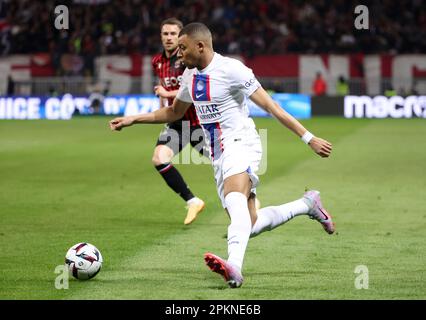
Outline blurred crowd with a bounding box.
[1,0,425,76]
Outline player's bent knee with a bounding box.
[152,146,174,166]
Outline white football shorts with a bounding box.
[211,124,262,208]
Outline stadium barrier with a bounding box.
[312,95,426,118]
[0,93,311,120]
[311,96,344,116]
[3,94,423,120]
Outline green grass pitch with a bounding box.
[0,117,425,299]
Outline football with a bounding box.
[65,242,103,280]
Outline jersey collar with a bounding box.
[162,47,179,59]
[198,52,218,73]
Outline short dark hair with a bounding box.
[160,18,183,31]
[179,22,213,48]
[179,22,211,38]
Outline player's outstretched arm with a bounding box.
[109,98,191,131]
[249,87,332,158]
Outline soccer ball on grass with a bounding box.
[65,242,103,280]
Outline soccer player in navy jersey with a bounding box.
[151,18,206,225]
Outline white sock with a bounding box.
[186,197,201,205]
[224,192,252,271]
[250,199,309,237]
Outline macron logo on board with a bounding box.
[344,95,426,118]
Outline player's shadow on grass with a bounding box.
[249,270,311,276]
[205,284,230,290]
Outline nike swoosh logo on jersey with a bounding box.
[195,93,203,98]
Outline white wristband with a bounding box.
[301,131,314,144]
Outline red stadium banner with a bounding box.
[1,54,425,95]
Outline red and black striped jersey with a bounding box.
[152,49,200,127]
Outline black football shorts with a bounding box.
[155,120,209,158]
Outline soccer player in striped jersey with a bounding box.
[151,18,206,225]
[110,23,335,288]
